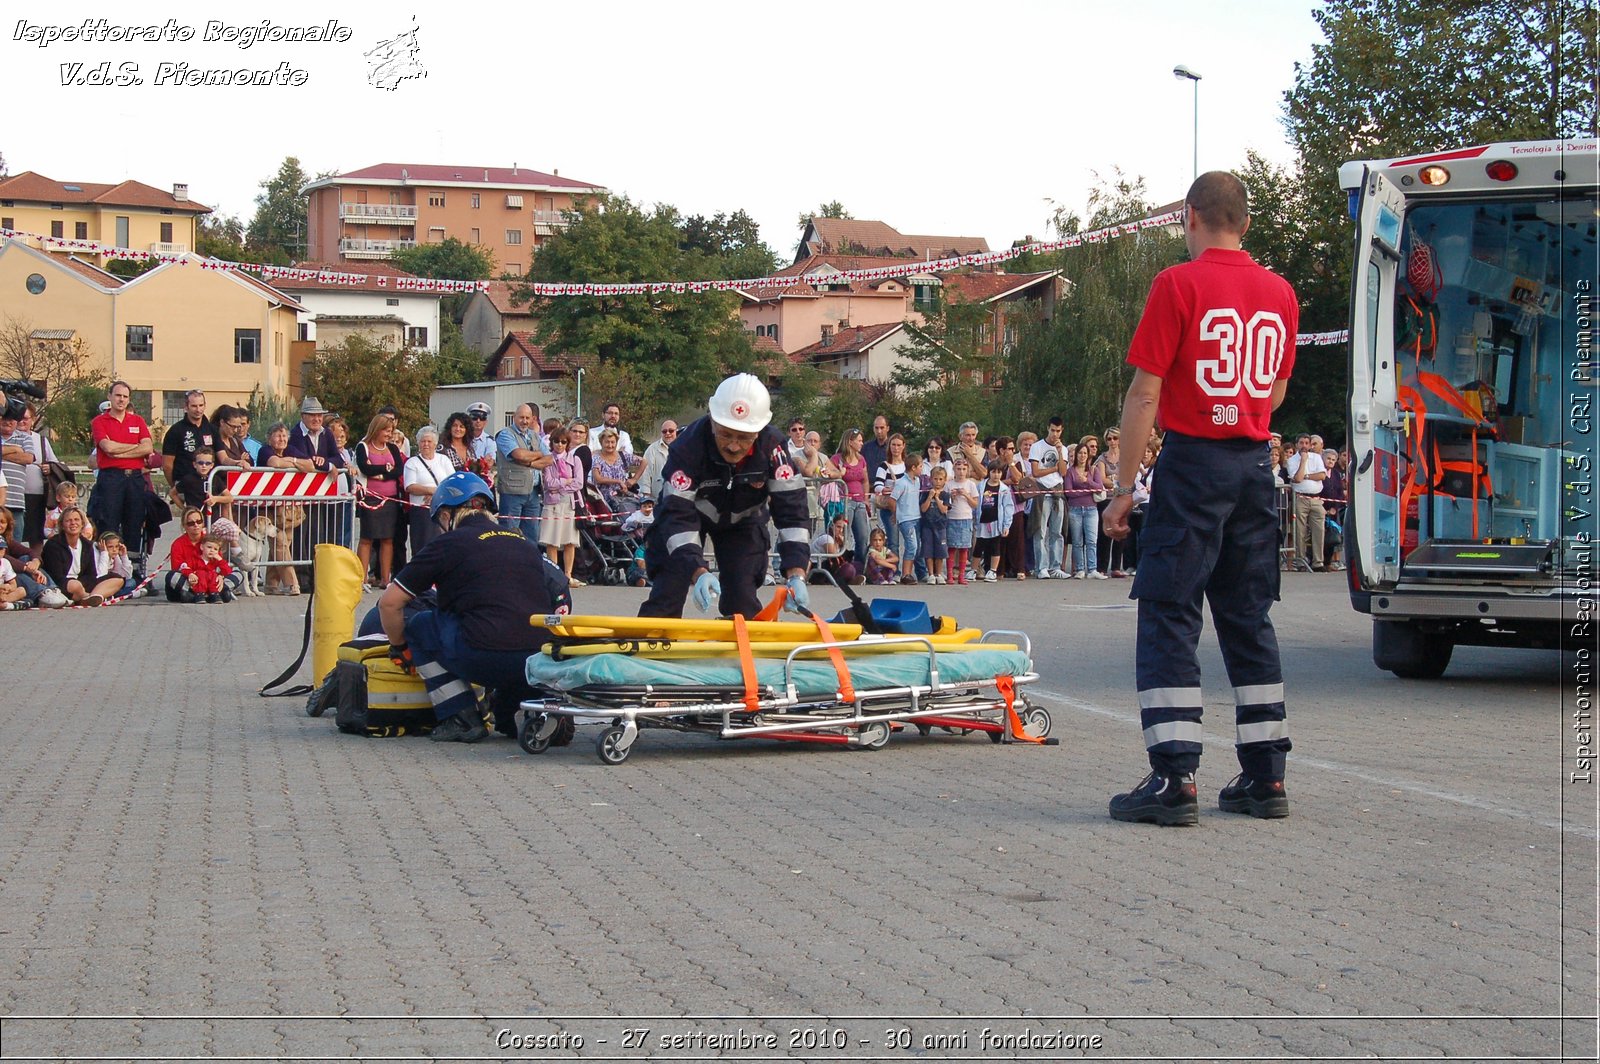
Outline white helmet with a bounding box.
[707,373,772,433]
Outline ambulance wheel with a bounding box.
[1373,620,1453,679]
[519,713,551,755]
[1023,703,1053,738]
[597,725,632,765]
[857,720,891,750]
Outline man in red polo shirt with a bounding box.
[1101,171,1299,826]
[91,380,154,577]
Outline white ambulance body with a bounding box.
[1340,139,1598,677]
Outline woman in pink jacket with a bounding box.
[539,430,586,586]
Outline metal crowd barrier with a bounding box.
[217,467,355,571]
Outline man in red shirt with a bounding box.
[1102,172,1298,826]
[90,380,154,576]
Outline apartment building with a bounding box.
[0,171,210,266]
[304,163,606,273]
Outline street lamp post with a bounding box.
[1173,64,1202,185]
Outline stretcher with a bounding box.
[518,598,1056,765]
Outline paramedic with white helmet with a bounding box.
[638,373,812,619]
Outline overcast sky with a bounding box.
[4,0,1324,263]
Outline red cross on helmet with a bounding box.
[708,373,771,433]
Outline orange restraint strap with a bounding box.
[753,586,786,622]
[997,675,1045,745]
[1415,370,1494,538]
[731,613,762,714]
[807,611,856,704]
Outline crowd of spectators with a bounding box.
[0,385,1348,612]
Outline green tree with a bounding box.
[679,209,779,280]
[1285,0,1596,195]
[246,156,311,262]
[526,194,758,416]
[890,298,996,441]
[390,237,496,287]
[197,213,248,263]
[300,334,438,431]
[1000,173,1185,439]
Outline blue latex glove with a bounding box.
[691,571,722,614]
[784,575,810,616]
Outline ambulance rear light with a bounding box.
[1485,160,1518,182]
[1417,165,1451,186]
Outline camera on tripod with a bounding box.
[1,377,45,421]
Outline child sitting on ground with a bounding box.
[0,540,27,610]
[94,531,137,599]
[864,526,899,585]
[181,534,235,603]
[44,482,94,540]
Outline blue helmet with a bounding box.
[430,471,495,518]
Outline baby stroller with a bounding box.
[573,486,642,586]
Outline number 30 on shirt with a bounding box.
[1195,309,1287,426]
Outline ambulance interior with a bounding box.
[1390,191,1597,566]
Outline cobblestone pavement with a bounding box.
[1,572,1594,1061]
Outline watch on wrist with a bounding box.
[1111,485,1136,498]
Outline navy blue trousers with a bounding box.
[639,524,770,619]
[405,609,532,727]
[1129,433,1290,780]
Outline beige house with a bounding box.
[793,216,990,264]
[305,163,606,272]
[0,171,210,264]
[0,240,304,427]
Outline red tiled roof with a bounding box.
[800,217,989,260]
[487,331,596,379]
[0,171,211,213]
[219,267,307,312]
[269,260,423,294]
[59,254,125,288]
[482,280,539,316]
[791,321,906,360]
[942,270,1061,304]
[321,163,604,191]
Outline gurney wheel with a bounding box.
[597,725,632,765]
[857,720,891,750]
[988,727,1004,744]
[1023,704,1053,739]
[519,713,552,755]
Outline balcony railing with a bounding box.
[339,238,416,259]
[148,242,188,254]
[531,210,571,228]
[339,203,418,223]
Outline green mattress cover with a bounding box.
[526,646,1030,699]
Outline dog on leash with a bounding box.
[236,516,277,596]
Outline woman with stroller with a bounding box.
[589,427,640,513]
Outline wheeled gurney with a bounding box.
[517,610,1056,765]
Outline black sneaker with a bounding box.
[429,709,488,744]
[220,588,235,603]
[1109,771,1199,826]
[1218,774,1289,818]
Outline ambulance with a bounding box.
[1340,139,1598,677]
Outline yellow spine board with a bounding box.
[543,635,1009,659]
